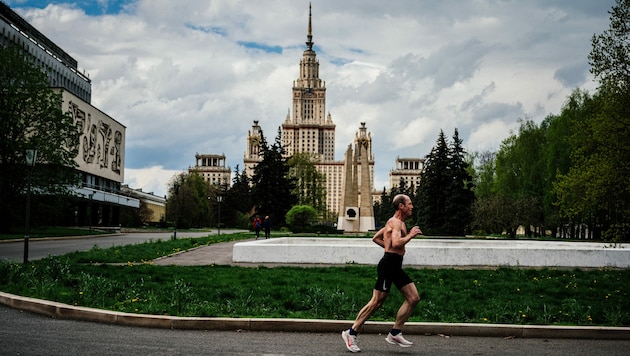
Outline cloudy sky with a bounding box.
[7,0,614,197]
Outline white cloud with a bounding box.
[124,166,181,197]
[7,0,615,198]
[467,120,519,153]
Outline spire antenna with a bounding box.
[306,2,313,50]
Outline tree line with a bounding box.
[376,0,629,241]
[473,0,629,241]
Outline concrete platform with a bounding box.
[233,237,630,268]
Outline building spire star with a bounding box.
[306,2,313,51]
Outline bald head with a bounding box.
[392,194,410,211]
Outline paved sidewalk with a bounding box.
[153,238,347,268]
[153,239,239,266]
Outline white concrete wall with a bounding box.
[232,238,630,268]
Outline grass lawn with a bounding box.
[0,232,628,326]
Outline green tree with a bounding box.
[470,150,500,235]
[416,129,475,235]
[493,119,547,237]
[471,150,496,199]
[251,128,297,226]
[555,0,630,241]
[416,130,450,234]
[120,200,151,227]
[373,188,389,229]
[222,165,252,228]
[472,195,514,235]
[541,91,591,238]
[285,205,318,232]
[0,46,81,232]
[287,152,327,217]
[553,89,629,240]
[588,0,630,93]
[446,128,475,235]
[166,172,212,229]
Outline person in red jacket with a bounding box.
[253,216,262,239]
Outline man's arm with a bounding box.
[372,227,386,248]
[391,221,422,249]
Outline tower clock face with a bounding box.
[250,136,260,145]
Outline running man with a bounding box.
[342,194,423,352]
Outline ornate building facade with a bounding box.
[389,157,425,190]
[189,153,231,187]
[244,5,375,221]
[244,120,264,175]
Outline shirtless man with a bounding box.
[342,194,423,352]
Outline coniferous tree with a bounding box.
[416,129,475,236]
[416,130,450,234]
[374,187,392,228]
[223,165,252,228]
[251,128,297,226]
[446,129,475,235]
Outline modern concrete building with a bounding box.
[0,1,91,103]
[189,153,231,187]
[61,89,139,226]
[121,185,166,225]
[2,2,138,228]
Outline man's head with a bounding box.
[392,194,413,218]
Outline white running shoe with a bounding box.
[385,332,413,347]
[342,329,361,352]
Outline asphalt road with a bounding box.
[0,231,222,262]
[2,304,629,356]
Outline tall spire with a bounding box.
[306,2,313,51]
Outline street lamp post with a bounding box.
[23,148,37,264]
[88,192,94,231]
[173,183,180,240]
[216,195,223,236]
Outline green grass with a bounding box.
[0,232,628,326]
[63,233,250,264]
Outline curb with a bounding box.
[1,291,628,339]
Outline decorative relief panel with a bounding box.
[61,90,126,183]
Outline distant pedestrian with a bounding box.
[253,216,262,239]
[341,194,423,353]
[263,216,271,239]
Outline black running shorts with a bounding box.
[374,252,413,292]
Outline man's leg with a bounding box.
[343,289,389,352]
[352,289,388,331]
[392,282,420,330]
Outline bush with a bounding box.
[285,205,318,232]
